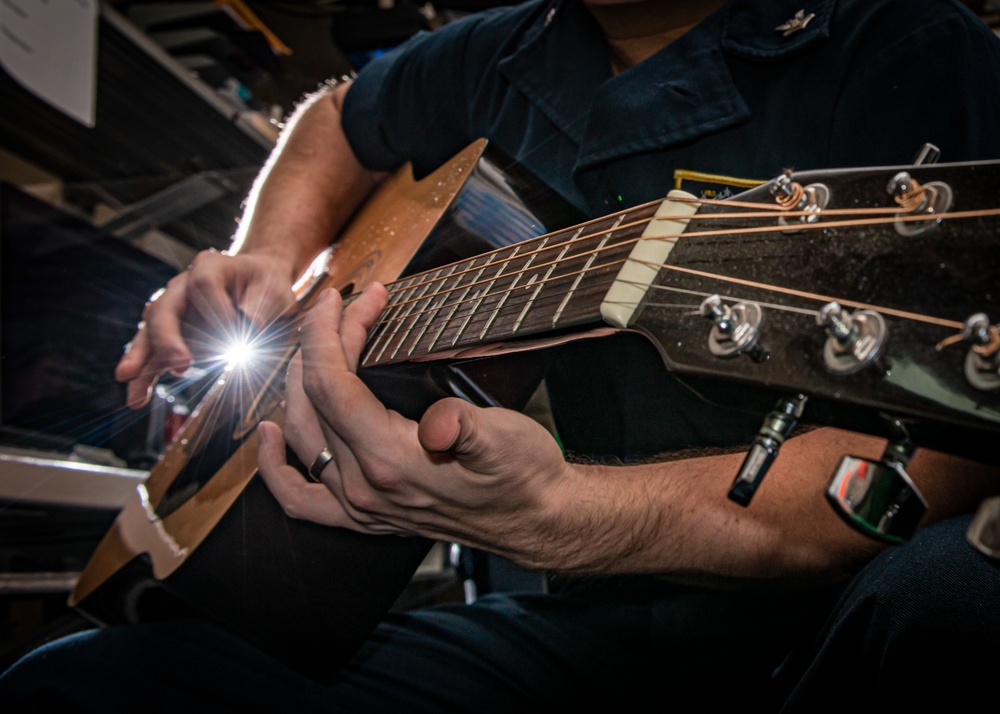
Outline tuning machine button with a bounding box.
[728,395,808,507]
[816,302,887,374]
[699,295,767,361]
[826,421,928,544]
[967,495,1000,560]
[936,313,1000,391]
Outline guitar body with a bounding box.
[69,140,584,682]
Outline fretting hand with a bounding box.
[256,284,576,564]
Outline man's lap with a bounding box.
[4,514,995,712]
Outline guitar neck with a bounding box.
[360,202,662,367]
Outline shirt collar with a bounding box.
[498,0,836,168]
[497,0,611,146]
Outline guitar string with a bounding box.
[378,201,913,303]
[364,207,999,361]
[377,201,998,311]
[365,205,999,355]
[363,247,967,367]
[630,261,964,328]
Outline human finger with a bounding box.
[115,320,151,383]
[259,421,403,533]
[256,420,352,527]
[418,397,565,477]
[116,278,193,408]
[298,286,396,448]
[116,324,158,409]
[141,274,195,374]
[237,266,298,332]
[339,283,388,372]
[277,352,390,528]
[184,253,243,354]
[280,352,330,465]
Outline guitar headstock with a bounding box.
[619,159,1000,467]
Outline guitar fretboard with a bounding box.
[360,203,661,367]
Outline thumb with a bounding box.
[417,398,526,472]
[420,398,495,452]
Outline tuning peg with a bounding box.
[769,172,830,230]
[699,295,767,361]
[885,168,953,237]
[911,142,941,166]
[936,313,1000,391]
[728,395,808,507]
[816,302,887,374]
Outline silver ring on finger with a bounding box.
[308,447,334,482]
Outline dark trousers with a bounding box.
[1,515,997,712]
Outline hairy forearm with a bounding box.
[230,82,382,278]
[533,427,999,583]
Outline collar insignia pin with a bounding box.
[775,9,816,37]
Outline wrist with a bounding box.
[530,462,630,573]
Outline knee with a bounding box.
[837,515,1000,662]
[0,630,108,711]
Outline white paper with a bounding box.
[0,0,99,127]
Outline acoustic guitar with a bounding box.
[69,139,1000,682]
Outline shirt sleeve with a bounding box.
[341,4,539,177]
[827,8,1000,166]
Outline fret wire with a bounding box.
[512,227,583,334]
[367,230,639,354]
[372,279,424,363]
[449,248,516,347]
[480,237,547,340]
[379,224,643,338]
[511,274,540,333]
[365,258,627,366]
[383,210,652,308]
[383,226,656,323]
[408,267,465,358]
[402,234,622,356]
[466,244,524,342]
[364,275,415,361]
[398,266,445,358]
[428,222,630,346]
[426,257,487,354]
[552,215,622,327]
[388,268,442,361]
[409,266,464,355]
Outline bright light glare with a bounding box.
[221,340,255,371]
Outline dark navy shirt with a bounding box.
[344,0,1000,217]
[342,0,1000,458]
